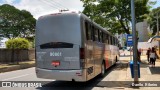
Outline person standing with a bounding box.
[150,47,157,67]
[146,48,151,63]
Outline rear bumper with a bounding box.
[36,68,87,82]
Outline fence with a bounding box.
[0,49,35,63]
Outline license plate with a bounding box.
[51,61,60,66]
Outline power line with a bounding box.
[45,0,64,9]
[39,0,61,10]
[46,0,68,10]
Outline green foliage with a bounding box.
[6,38,30,49]
[0,4,36,39]
[148,7,160,35]
[81,0,150,34]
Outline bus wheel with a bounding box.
[115,56,118,65]
[100,61,106,77]
[116,56,118,62]
[116,56,119,62]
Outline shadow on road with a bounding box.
[149,67,160,74]
[35,61,146,89]
[36,61,139,90]
[36,64,123,90]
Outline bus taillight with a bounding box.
[80,48,85,59]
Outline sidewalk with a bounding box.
[0,60,35,73]
[124,56,160,90]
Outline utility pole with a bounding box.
[131,0,139,84]
[157,13,160,54]
[157,13,159,36]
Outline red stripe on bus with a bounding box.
[103,45,109,69]
[105,58,110,68]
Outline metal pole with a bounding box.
[157,13,160,54]
[131,0,139,83]
[157,13,159,36]
[130,46,132,60]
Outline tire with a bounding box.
[116,56,118,62]
[100,61,106,77]
[114,56,118,66]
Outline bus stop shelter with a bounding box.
[148,36,160,43]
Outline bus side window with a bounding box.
[113,37,115,45]
[85,21,92,40]
[115,38,117,45]
[91,25,95,41]
[110,36,112,45]
[116,39,118,46]
[102,32,105,43]
[99,30,103,43]
[104,33,109,44]
[115,39,117,46]
[94,27,99,41]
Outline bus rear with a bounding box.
[35,12,86,81]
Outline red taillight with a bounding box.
[76,72,82,76]
[80,48,85,59]
[51,61,60,66]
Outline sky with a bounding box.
[150,0,160,9]
[0,0,160,19]
[0,0,84,19]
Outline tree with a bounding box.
[148,7,160,35]
[6,38,30,49]
[0,4,36,39]
[81,0,150,34]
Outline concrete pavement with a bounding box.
[121,54,160,90]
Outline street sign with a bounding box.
[127,34,133,46]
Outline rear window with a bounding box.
[40,42,73,49]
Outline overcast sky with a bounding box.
[0,0,159,19]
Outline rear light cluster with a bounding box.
[76,72,82,76]
[80,48,85,59]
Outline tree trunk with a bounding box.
[119,19,130,34]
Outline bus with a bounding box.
[35,11,120,82]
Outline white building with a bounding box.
[136,21,151,42]
[0,35,8,48]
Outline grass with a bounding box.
[0,60,35,73]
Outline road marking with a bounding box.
[1,73,33,81]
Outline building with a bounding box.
[115,33,127,47]
[0,34,8,48]
[136,21,150,42]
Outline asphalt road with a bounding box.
[0,52,130,90]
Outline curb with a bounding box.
[0,63,35,73]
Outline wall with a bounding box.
[138,41,158,50]
[0,49,35,63]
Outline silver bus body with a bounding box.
[35,11,119,82]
